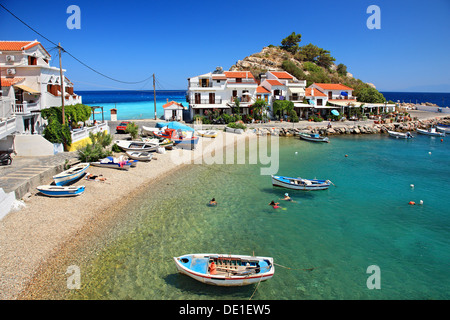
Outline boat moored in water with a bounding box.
[272,175,332,190]
[388,131,413,139]
[298,132,329,143]
[436,125,450,133]
[417,127,445,137]
[173,253,275,286]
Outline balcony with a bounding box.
[0,117,17,140]
[194,99,223,105]
[12,102,40,115]
[289,95,305,102]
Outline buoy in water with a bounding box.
[410,184,414,188]
[441,139,444,142]
[295,152,298,155]
[409,201,415,205]
[429,152,432,155]
[345,154,348,157]
[419,200,423,205]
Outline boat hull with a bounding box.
[299,133,329,143]
[173,254,274,287]
[53,163,89,186]
[37,185,85,197]
[436,126,450,133]
[417,128,445,136]
[388,131,413,139]
[125,151,153,161]
[272,175,331,190]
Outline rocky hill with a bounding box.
[229,46,377,91]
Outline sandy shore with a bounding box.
[0,131,256,299]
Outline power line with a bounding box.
[0,3,154,85]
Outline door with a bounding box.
[209,92,215,104]
[195,93,201,104]
[328,91,332,99]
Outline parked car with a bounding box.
[116,121,130,133]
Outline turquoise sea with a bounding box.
[65,133,450,300]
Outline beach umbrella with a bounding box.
[340,92,348,96]
[331,110,339,116]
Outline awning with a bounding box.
[288,87,305,94]
[293,103,311,108]
[14,84,40,94]
[328,101,363,107]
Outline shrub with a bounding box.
[77,142,112,162]
[125,122,139,139]
[89,131,112,148]
[43,122,72,145]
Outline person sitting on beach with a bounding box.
[269,200,280,209]
[209,198,217,206]
[85,173,107,181]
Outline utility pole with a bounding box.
[153,73,157,120]
[58,43,65,125]
[0,65,3,97]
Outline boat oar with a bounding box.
[327,180,336,187]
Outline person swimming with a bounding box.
[283,193,292,201]
[209,198,217,206]
[269,200,280,209]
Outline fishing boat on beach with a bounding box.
[173,253,275,286]
[197,130,218,138]
[125,151,153,161]
[298,132,329,143]
[271,175,332,190]
[141,137,174,149]
[90,156,136,170]
[388,131,413,139]
[417,127,445,137]
[142,126,164,136]
[37,185,85,197]
[153,128,199,149]
[53,163,89,186]
[114,140,159,152]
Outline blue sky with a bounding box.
[1,0,449,92]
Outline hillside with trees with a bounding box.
[229,32,386,103]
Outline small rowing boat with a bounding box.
[417,127,445,137]
[298,132,329,143]
[173,253,274,286]
[90,156,136,170]
[125,151,153,161]
[37,185,85,197]
[53,163,89,186]
[272,175,332,190]
[114,140,159,152]
[197,130,218,138]
[388,131,413,139]
[142,126,164,136]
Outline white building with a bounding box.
[163,100,186,121]
[309,83,355,101]
[0,40,82,136]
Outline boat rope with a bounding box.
[249,273,264,301]
[274,262,315,272]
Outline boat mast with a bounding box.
[153,73,157,120]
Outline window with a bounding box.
[28,56,37,65]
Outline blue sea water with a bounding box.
[77,90,450,121]
[63,134,450,300]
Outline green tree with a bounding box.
[336,63,348,76]
[125,122,139,140]
[280,32,302,55]
[356,87,386,103]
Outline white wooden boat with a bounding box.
[173,253,274,286]
[197,130,218,138]
[125,151,153,161]
[141,137,174,149]
[299,132,329,143]
[388,131,413,139]
[90,156,136,170]
[142,126,165,136]
[417,127,445,137]
[53,163,89,186]
[436,125,450,133]
[114,140,159,152]
[272,175,332,190]
[37,185,85,197]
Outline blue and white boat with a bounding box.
[388,130,413,139]
[37,185,85,197]
[53,163,90,186]
[417,127,445,137]
[173,253,274,286]
[436,124,450,133]
[272,175,332,190]
[298,132,329,143]
[90,156,136,170]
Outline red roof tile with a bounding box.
[313,83,354,91]
[256,86,270,94]
[305,88,326,97]
[224,71,255,79]
[163,101,185,109]
[265,79,284,86]
[0,77,25,87]
[270,71,293,79]
[0,41,51,57]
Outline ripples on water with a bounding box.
[67,134,450,300]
